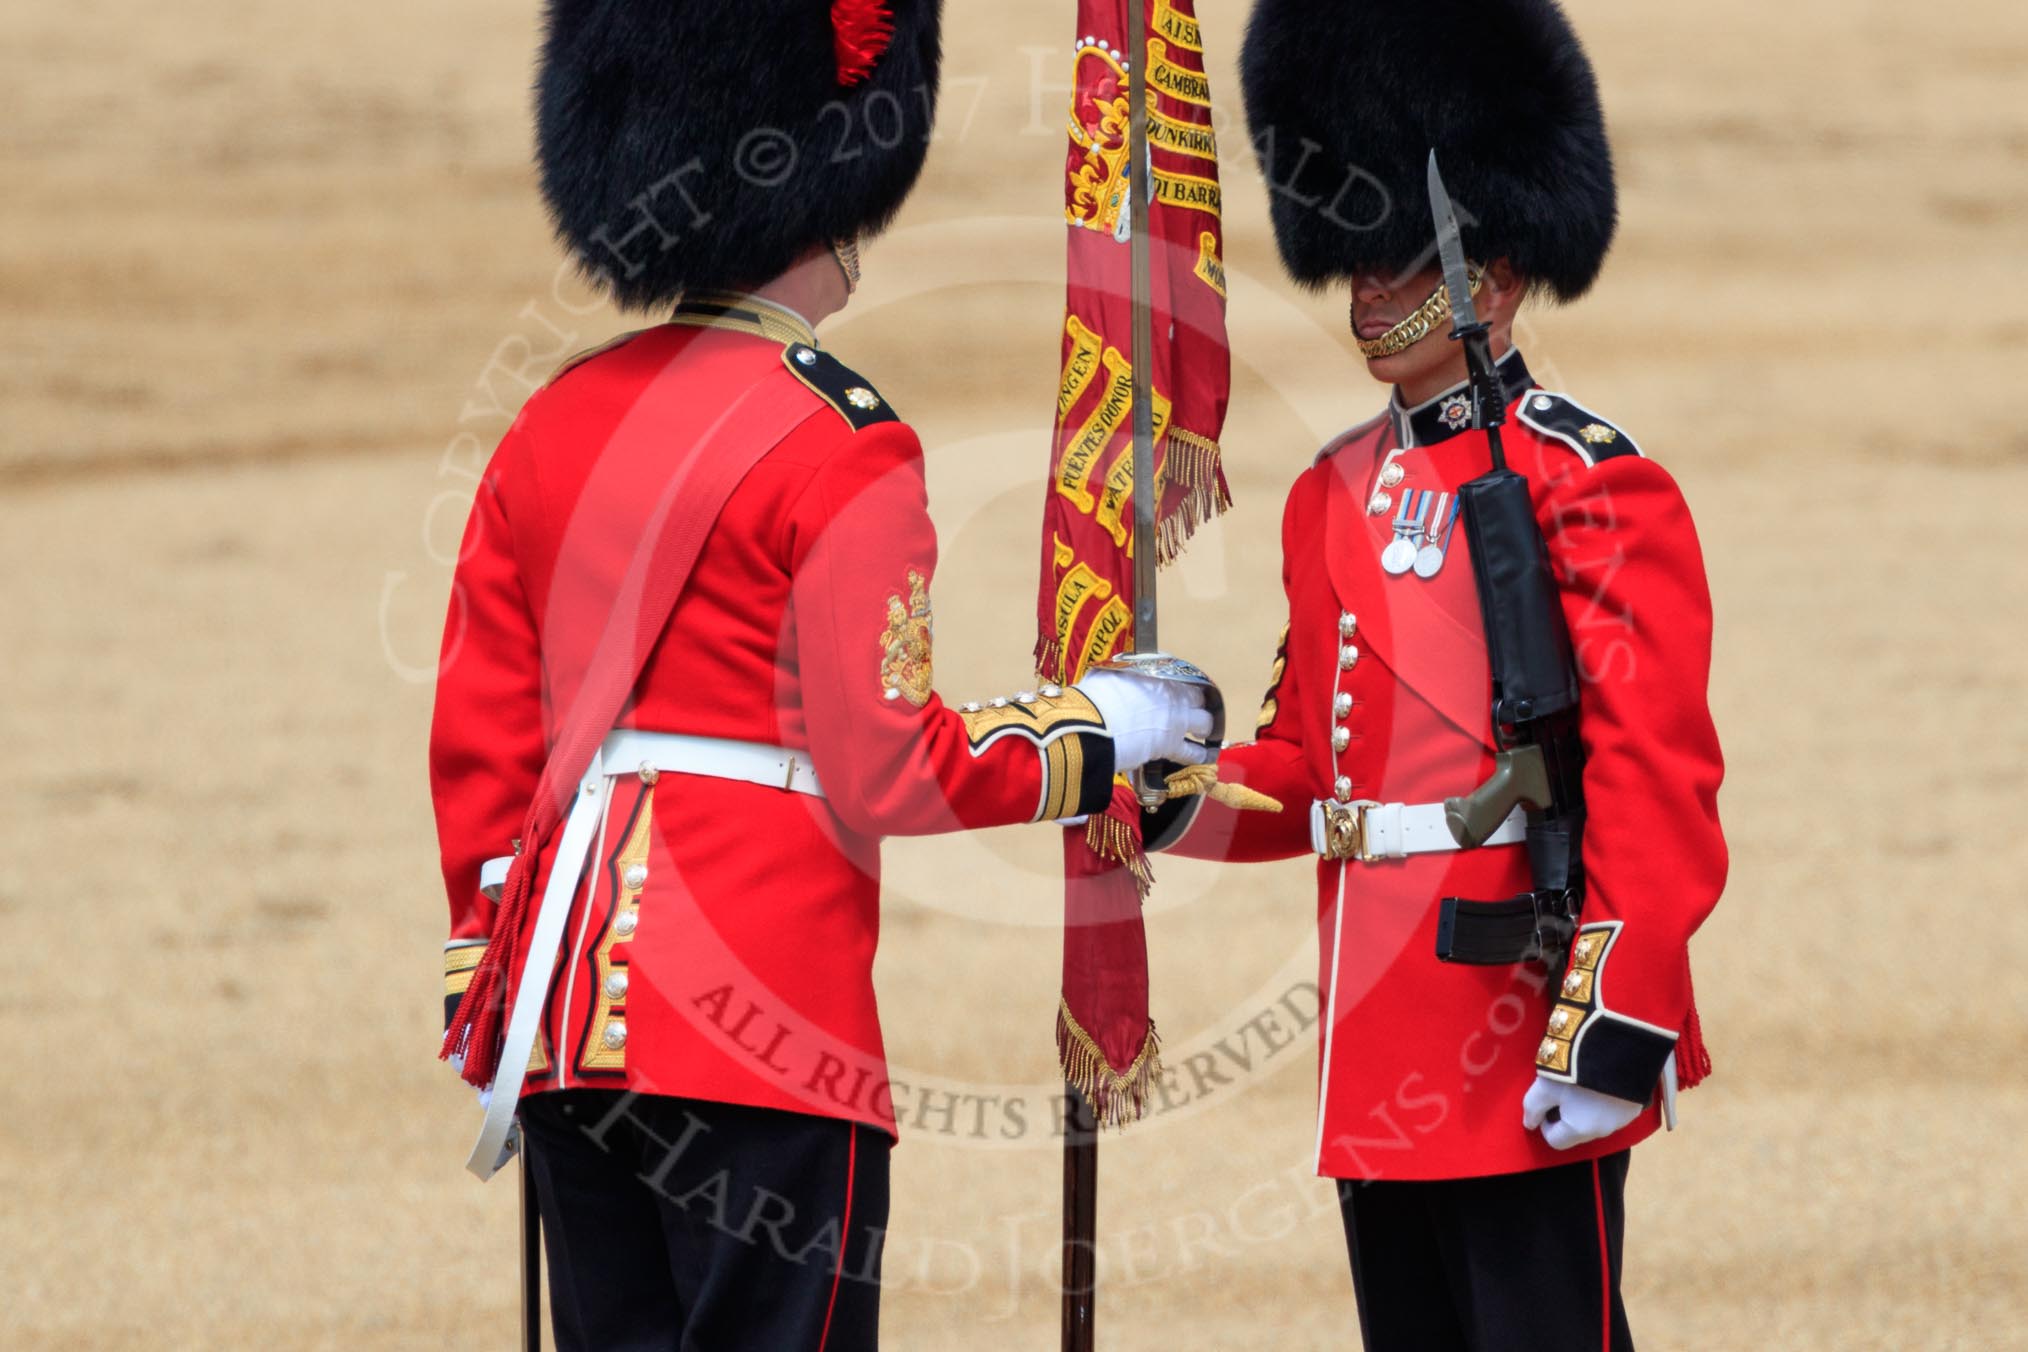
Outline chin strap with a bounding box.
[1355,266,1483,360]
[830,236,862,296]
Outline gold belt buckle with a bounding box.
[1322,799,1383,863]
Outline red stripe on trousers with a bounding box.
[817,1127,858,1351]
[1592,1158,1610,1351]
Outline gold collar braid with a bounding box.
[1354,268,1484,360]
[671,292,819,348]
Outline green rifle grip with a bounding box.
[1444,745,1552,848]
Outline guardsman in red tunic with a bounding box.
[1154,2,1727,1347]
[429,4,1210,1346]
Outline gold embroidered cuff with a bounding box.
[443,942,486,1031]
[955,687,1114,821]
[957,686,1107,752]
[444,940,548,1074]
[1534,920,1676,1103]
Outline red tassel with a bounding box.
[440,847,539,1088]
[831,0,894,88]
[1675,965,1713,1090]
[1676,1003,1712,1090]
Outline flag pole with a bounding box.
[1062,3,1154,1349]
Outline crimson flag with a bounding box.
[1038,0,1231,1125]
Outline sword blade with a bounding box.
[1128,0,1158,656]
[1426,151,1479,335]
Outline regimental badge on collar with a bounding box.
[1437,392,1473,431]
[879,569,935,707]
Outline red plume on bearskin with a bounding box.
[833,0,895,87]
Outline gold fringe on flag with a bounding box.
[1084,806,1155,897]
[1057,996,1163,1130]
[1035,635,1066,685]
[1035,428,1230,682]
[1154,426,1233,566]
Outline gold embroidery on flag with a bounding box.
[1146,99,1218,160]
[1058,314,1106,421]
[1153,0,1202,52]
[1055,562,1115,646]
[1058,348,1134,513]
[1065,46,1132,237]
[1080,597,1134,674]
[1154,168,1222,218]
[1194,231,1227,297]
[1147,40,1212,106]
[1094,417,1172,550]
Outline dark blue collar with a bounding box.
[1388,349,1533,448]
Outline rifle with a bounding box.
[1423,153,1588,974]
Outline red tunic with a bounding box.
[431,299,1115,1136]
[1169,352,1727,1181]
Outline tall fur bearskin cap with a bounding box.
[537,0,941,310]
[1240,0,1616,301]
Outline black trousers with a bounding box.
[1338,1152,1634,1352]
[518,1090,891,1352]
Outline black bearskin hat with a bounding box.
[536,0,941,310]
[1240,0,1615,301]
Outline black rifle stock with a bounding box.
[1424,306,1590,968]
[1435,460,1589,969]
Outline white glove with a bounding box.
[1521,1074,1644,1151]
[451,1051,492,1113]
[1076,669,1214,773]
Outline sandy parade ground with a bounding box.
[4,0,2027,1346]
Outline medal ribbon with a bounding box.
[1405,489,1434,540]
[1425,492,1458,549]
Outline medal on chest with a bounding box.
[1381,489,1433,576]
[1413,491,1461,579]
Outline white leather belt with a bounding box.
[1309,798,1526,862]
[603,729,826,798]
[466,730,823,1179]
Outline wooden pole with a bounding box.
[1060,1083,1099,1350]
